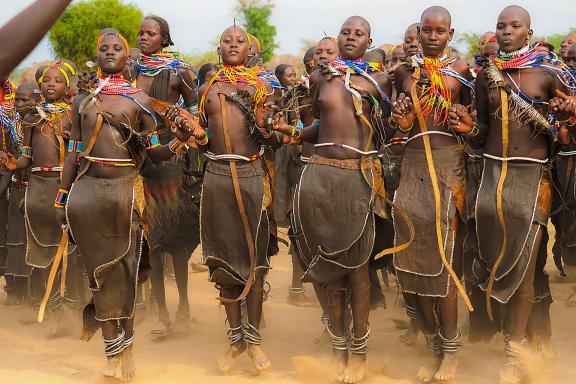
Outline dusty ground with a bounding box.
[1,230,576,384]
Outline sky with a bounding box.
[1,0,575,68]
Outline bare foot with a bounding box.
[102,355,121,378]
[217,341,247,373]
[120,346,136,382]
[399,321,419,346]
[172,314,190,335]
[540,339,554,360]
[417,354,442,383]
[500,360,525,384]
[287,290,318,307]
[247,344,271,372]
[151,310,171,335]
[434,352,458,382]
[343,354,367,383]
[333,349,348,382]
[190,262,208,273]
[43,308,67,338]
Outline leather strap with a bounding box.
[37,230,69,323]
[411,66,473,312]
[486,89,510,320]
[218,93,256,303]
[340,74,414,259]
[75,100,105,181]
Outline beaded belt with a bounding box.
[80,155,136,167]
[11,175,28,186]
[204,146,264,162]
[31,166,63,173]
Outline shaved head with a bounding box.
[421,6,451,27]
[222,25,248,40]
[342,16,371,36]
[17,82,40,96]
[406,22,419,34]
[498,5,531,27]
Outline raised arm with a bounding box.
[0,0,72,80]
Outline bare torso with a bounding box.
[313,71,390,159]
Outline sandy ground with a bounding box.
[1,229,576,384]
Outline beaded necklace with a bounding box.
[98,74,142,95]
[137,52,198,90]
[411,50,474,125]
[0,80,15,129]
[198,64,267,122]
[493,44,576,94]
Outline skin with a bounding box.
[135,18,196,106]
[275,17,392,384]
[392,6,473,382]
[0,67,72,337]
[0,0,72,81]
[565,44,576,70]
[471,7,575,382]
[560,34,576,60]
[403,23,421,57]
[54,34,190,380]
[40,67,69,103]
[390,48,405,67]
[279,65,297,88]
[170,25,277,374]
[314,38,339,65]
[136,16,200,331]
[478,31,496,58]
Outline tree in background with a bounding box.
[236,0,277,62]
[49,0,142,69]
[456,32,481,63]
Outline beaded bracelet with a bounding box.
[398,121,414,133]
[21,146,33,159]
[289,126,303,145]
[466,125,480,137]
[168,138,186,154]
[146,131,161,149]
[67,140,83,153]
[196,134,209,146]
[54,188,69,209]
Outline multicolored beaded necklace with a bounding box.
[198,64,267,122]
[97,74,142,95]
[137,52,198,89]
[492,44,576,95]
[412,50,474,125]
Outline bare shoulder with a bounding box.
[373,71,390,86]
[452,59,472,77]
[132,90,154,109]
[309,69,323,86]
[394,64,411,82]
[23,110,41,125]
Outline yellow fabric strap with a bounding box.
[486,90,510,321]
[345,77,414,259]
[410,66,474,312]
[37,230,69,323]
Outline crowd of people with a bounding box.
[1,1,576,383]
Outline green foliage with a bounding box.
[48,0,143,70]
[237,0,277,62]
[455,32,481,62]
